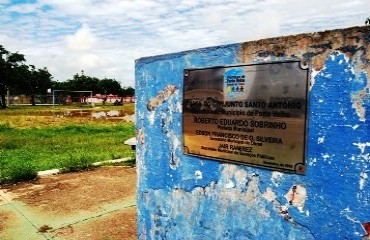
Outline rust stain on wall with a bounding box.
[241,26,370,78]
[147,85,178,111]
[137,128,145,145]
[363,222,370,239]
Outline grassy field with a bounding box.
[0,104,136,184]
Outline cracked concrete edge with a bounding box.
[52,204,137,233]
[41,197,137,232]
[0,202,52,240]
[37,157,134,177]
[0,190,13,205]
[0,196,137,239]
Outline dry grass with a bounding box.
[0,104,136,184]
[0,103,135,129]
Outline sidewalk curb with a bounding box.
[37,157,134,177]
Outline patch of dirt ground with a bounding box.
[1,166,137,239]
[0,211,12,232]
[7,166,136,215]
[52,206,137,240]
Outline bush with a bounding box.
[8,162,38,183]
[0,154,38,184]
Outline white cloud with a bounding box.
[0,0,369,87]
[0,34,11,45]
[66,24,97,51]
[6,3,38,14]
[67,53,101,69]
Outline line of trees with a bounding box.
[53,71,134,98]
[0,45,134,109]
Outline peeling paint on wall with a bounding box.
[241,26,370,76]
[285,185,307,212]
[136,26,370,239]
[138,167,315,239]
[147,85,178,111]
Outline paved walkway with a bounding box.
[0,166,137,240]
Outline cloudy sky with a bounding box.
[0,0,369,87]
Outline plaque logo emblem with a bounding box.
[224,68,248,100]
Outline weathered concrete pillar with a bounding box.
[136,26,370,239]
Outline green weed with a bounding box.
[0,105,135,184]
[0,153,37,184]
[61,153,95,172]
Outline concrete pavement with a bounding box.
[0,166,137,240]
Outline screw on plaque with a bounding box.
[295,163,306,174]
[299,60,309,70]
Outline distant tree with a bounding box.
[121,86,135,97]
[98,78,122,95]
[62,71,134,96]
[50,80,65,90]
[366,17,370,25]
[65,71,100,92]
[0,45,26,108]
[20,66,52,105]
[50,71,135,99]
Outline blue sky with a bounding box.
[0,0,369,87]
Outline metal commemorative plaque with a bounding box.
[182,60,309,174]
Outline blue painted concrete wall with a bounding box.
[136,26,370,239]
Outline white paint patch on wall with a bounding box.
[310,69,320,90]
[343,124,359,130]
[148,111,156,125]
[176,101,182,113]
[262,187,277,202]
[173,135,181,150]
[271,171,284,187]
[225,179,235,189]
[322,153,330,161]
[360,171,368,190]
[309,158,317,166]
[285,185,307,212]
[234,169,248,188]
[353,142,370,155]
[220,164,246,189]
[195,170,203,180]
